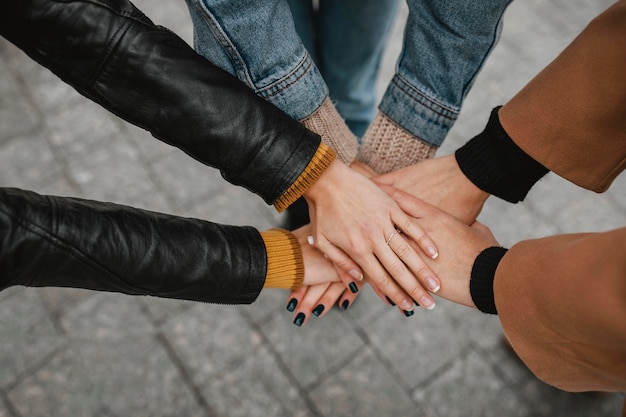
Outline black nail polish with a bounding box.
[294,312,305,327]
[349,282,359,294]
[312,304,325,317]
[403,310,414,317]
[385,296,396,306]
[341,299,350,310]
[286,298,298,312]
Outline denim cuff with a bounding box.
[255,53,329,121]
[378,74,459,147]
[470,246,508,315]
[455,107,549,203]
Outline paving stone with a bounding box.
[60,293,154,340]
[181,182,277,230]
[520,379,624,417]
[0,131,62,190]
[243,288,290,326]
[0,398,9,417]
[37,287,95,318]
[148,150,225,209]
[7,336,200,417]
[260,308,362,388]
[527,174,626,234]
[0,290,64,389]
[121,123,178,164]
[160,303,262,388]
[478,197,560,248]
[0,57,40,143]
[45,99,122,156]
[201,345,314,417]
[0,39,84,115]
[64,134,162,206]
[365,304,468,389]
[310,349,422,417]
[137,296,196,326]
[414,349,532,417]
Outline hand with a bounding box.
[286,281,362,327]
[374,155,490,225]
[303,160,441,312]
[292,225,343,287]
[384,185,500,309]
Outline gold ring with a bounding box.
[386,228,402,245]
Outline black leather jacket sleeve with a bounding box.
[0,188,266,304]
[0,0,321,205]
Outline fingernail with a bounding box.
[427,246,438,259]
[294,312,305,326]
[312,304,325,317]
[426,277,440,293]
[341,299,350,310]
[349,269,364,281]
[307,235,314,245]
[401,299,413,310]
[348,282,359,293]
[286,298,298,312]
[385,296,396,307]
[403,310,414,317]
[420,296,436,310]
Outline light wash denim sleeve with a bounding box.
[380,0,513,146]
[184,0,328,121]
[185,0,512,146]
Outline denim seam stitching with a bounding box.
[391,74,458,121]
[255,52,313,99]
[193,0,255,88]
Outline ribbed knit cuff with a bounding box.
[455,107,549,203]
[260,228,304,290]
[273,143,336,213]
[470,246,508,314]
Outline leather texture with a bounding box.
[0,0,320,303]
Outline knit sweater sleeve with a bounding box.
[273,143,336,212]
[259,229,304,289]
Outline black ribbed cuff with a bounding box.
[455,107,549,203]
[470,246,508,315]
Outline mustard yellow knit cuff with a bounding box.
[260,228,304,290]
[273,143,336,213]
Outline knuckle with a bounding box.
[394,242,412,260]
[370,272,390,287]
[388,261,406,278]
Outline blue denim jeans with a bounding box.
[185,0,512,147]
[287,0,400,138]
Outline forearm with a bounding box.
[0,188,271,304]
[0,0,331,206]
[499,0,626,192]
[494,228,626,393]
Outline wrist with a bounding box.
[455,107,549,203]
[469,246,508,314]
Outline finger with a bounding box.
[292,283,332,327]
[311,282,348,318]
[337,283,362,310]
[286,286,307,313]
[374,237,437,311]
[387,232,440,297]
[314,235,364,291]
[395,215,438,259]
[358,253,416,313]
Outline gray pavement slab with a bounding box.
[0,0,624,416]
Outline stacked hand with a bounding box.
[291,156,495,326]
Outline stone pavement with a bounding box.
[0,0,624,416]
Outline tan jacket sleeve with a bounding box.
[499,0,626,192]
[493,0,626,396]
[494,228,626,393]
